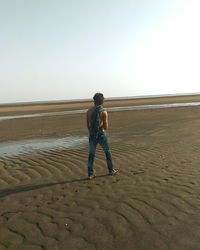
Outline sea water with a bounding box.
[0,102,200,121]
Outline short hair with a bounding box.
[93,93,104,105]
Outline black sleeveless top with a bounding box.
[90,105,104,135]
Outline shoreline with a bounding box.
[1,94,200,116]
[1,101,200,121]
[1,92,200,107]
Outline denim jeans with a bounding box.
[88,131,113,176]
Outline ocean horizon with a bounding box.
[0,92,200,106]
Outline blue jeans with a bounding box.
[88,131,113,176]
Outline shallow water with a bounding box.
[107,102,200,111]
[1,102,200,121]
[0,136,88,158]
[0,102,200,158]
[0,109,87,121]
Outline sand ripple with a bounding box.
[1,108,200,249]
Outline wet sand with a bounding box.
[1,94,200,116]
[0,96,200,249]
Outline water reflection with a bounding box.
[0,136,88,158]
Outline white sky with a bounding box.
[0,0,200,103]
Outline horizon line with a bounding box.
[0,92,200,107]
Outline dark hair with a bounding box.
[93,93,104,105]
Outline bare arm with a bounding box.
[101,111,108,130]
[86,110,90,131]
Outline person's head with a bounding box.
[93,93,104,106]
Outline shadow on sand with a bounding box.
[0,174,109,199]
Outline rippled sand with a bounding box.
[0,97,200,249]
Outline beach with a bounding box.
[0,95,200,249]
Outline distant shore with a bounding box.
[1,92,200,107]
[1,93,200,116]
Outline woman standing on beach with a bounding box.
[86,93,118,179]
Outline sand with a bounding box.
[0,96,200,249]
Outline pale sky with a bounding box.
[0,0,200,104]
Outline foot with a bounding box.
[109,169,118,175]
[88,174,95,180]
